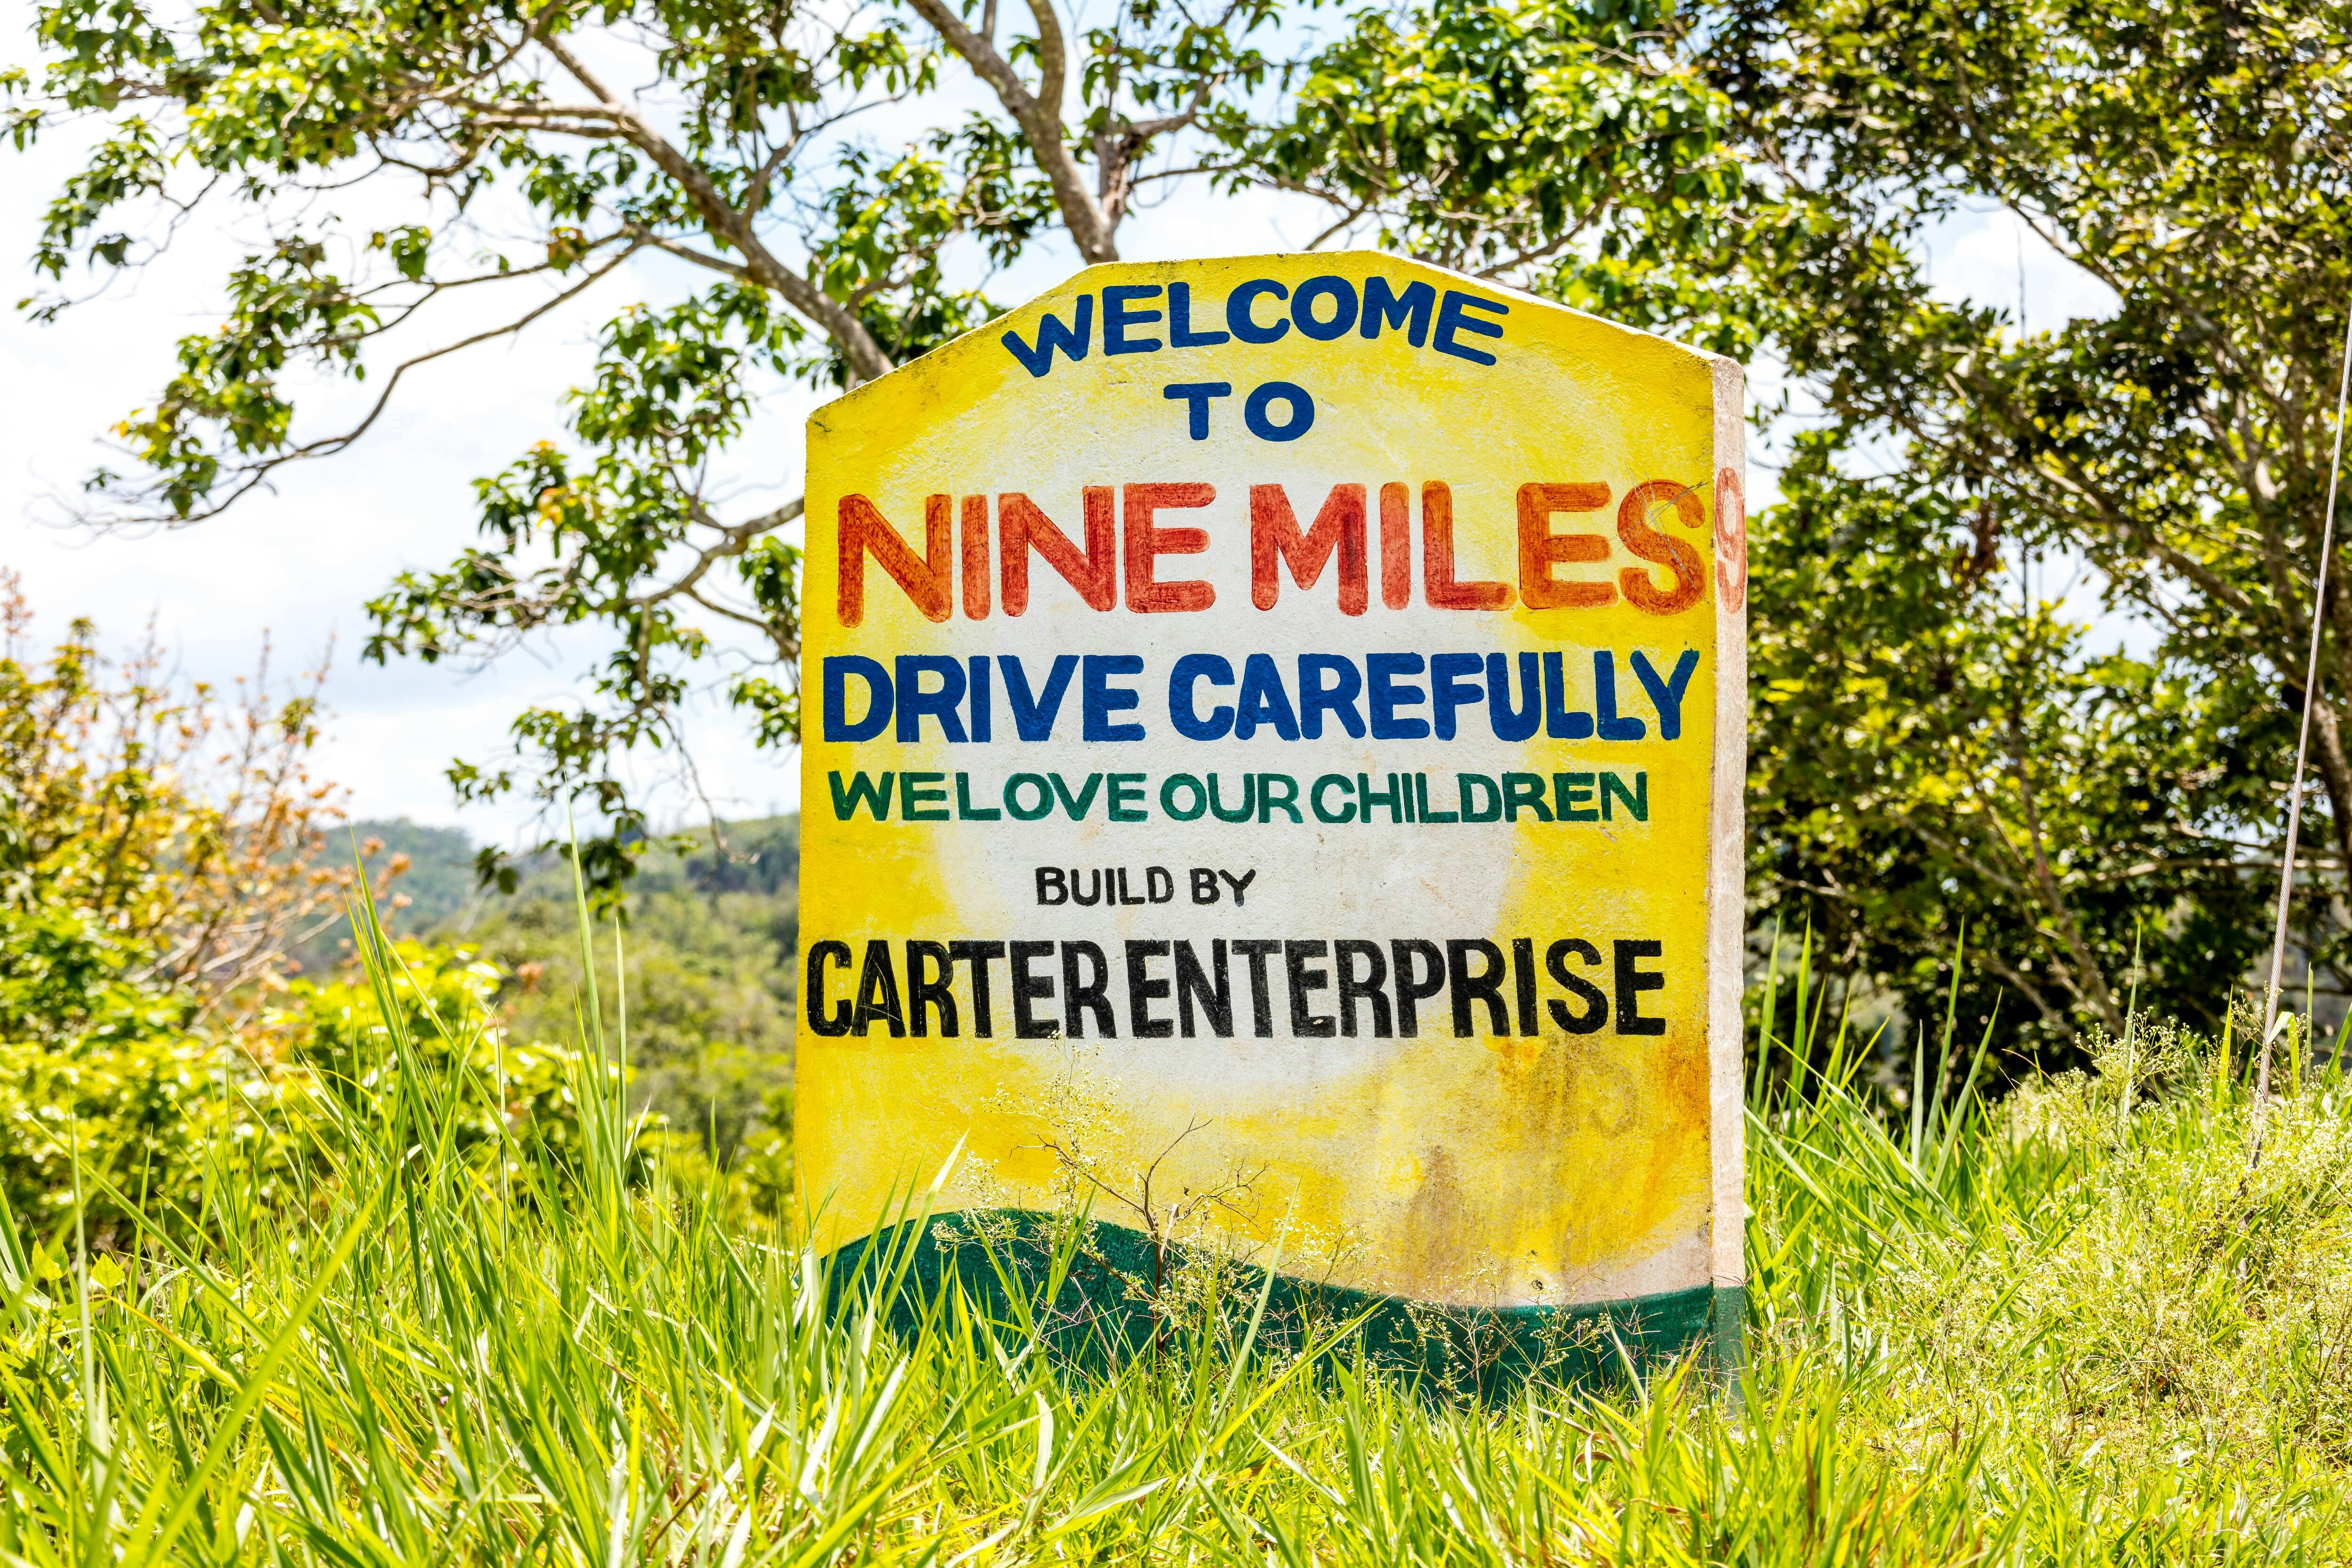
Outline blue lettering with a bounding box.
[1083,653,1146,741]
[894,655,968,743]
[1103,284,1162,355]
[1001,295,1094,376]
[1235,653,1301,740]
[1290,276,1358,341]
[1000,653,1078,740]
[1227,279,1291,344]
[1169,282,1229,347]
[968,655,992,742]
[1368,652,1430,740]
[1298,654,1365,739]
[1594,651,1645,740]
[1486,652,1542,741]
[1360,277,1435,346]
[1169,653,1236,740]
[1433,289,1508,366]
[1430,652,1485,739]
[1631,649,1702,740]
[1163,381,1232,440]
[1244,381,1315,442]
[822,655,892,743]
[1543,649,1593,740]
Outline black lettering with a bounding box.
[1615,940,1667,1035]
[1218,868,1256,906]
[1286,940,1335,1037]
[950,940,1004,1038]
[852,940,905,1038]
[1062,941,1116,1038]
[1036,867,1068,905]
[907,940,956,1037]
[1146,865,1175,903]
[1546,939,1608,1034]
[1232,939,1280,1038]
[1391,939,1446,1038]
[1446,938,1509,1037]
[1127,940,1173,1039]
[806,941,853,1037]
[1175,939,1233,1037]
[1191,867,1219,904]
[1512,936,1537,1037]
[1335,939,1392,1038]
[1010,940,1058,1039]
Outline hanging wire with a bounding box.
[2253,302,2352,1169]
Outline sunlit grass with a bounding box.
[0,905,2346,1564]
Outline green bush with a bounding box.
[266,936,616,1182]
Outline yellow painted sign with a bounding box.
[800,252,1746,1350]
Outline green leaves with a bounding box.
[1749,431,2276,1044]
[363,285,809,884]
[1254,0,1739,290]
[1701,0,2352,1029]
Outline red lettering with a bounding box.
[1380,483,1412,610]
[1714,467,1748,613]
[1420,481,1512,611]
[959,494,991,620]
[1125,483,1216,613]
[1001,489,1116,614]
[1517,482,1615,610]
[1250,484,1367,615]
[1617,480,1707,615]
[836,493,951,626]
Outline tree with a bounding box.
[1747,434,2277,1040]
[1247,0,1739,316]
[0,573,340,1227]
[1708,0,2352,1021]
[0,571,344,1022]
[5,0,1277,887]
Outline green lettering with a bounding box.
[1601,771,1648,822]
[1553,772,1597,823]
[1049,772,1105,820]
[900,771,950,821]
[829,770,894,821]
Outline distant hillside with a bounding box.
[291,815,802,1162]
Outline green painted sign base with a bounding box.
[827,1210,1741,1400]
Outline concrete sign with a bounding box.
[800,252,1746,1359]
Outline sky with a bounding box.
[0,12,2119,852]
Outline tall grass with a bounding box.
[0,909,2346,1564]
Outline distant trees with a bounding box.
[1712,0,2345,1036]
[0,575,333,1225]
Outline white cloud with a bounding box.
[1928,205,2121,336]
